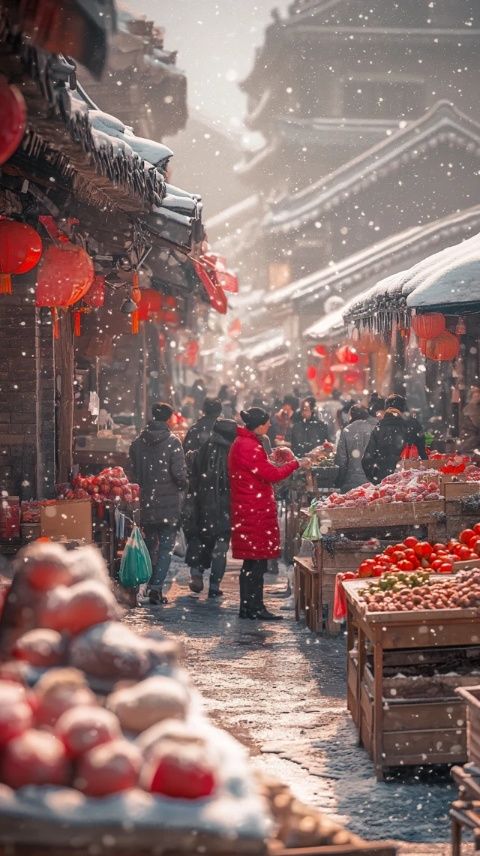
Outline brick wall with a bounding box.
[0,277,56,499]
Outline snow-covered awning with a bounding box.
[345,231,480,323]
[304,306,348,341]
[248,332,285,360]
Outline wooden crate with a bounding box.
[456,685,480,768]
[443,482,480,502]
[318,499,445,535]
[344,578,480,779]
[293,557,319,632]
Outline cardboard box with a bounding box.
[40,499,92,543]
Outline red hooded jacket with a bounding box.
[228,427,299,559]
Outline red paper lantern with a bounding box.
[321,370,335,395]
[344,369,362,386]
[36,244,94,338]
[0,76,26,166]
[313,344,328,357]
[0,220,43,294]
[411,313,445,340]
[423,331,460,362]
[83,274,105,309]
[336,345,359,365]
[306,365,317,381]
[36,244,94,307]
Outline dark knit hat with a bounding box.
[213,418,237,443]
[240,407,270,430]
[203,397,222,417]
[385,394,407,413]
[152,402,174,422]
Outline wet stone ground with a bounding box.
[124,559,473,855]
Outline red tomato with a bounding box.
[415,542,433,558]
[474,523,480,535]
[149,755,216,800]
[371,565,384,577]
[397,560,414,572]
[404,536,418,548]
[431,559,444,572]
[439,562,453,574]
[458,545,472,560]
[393,550,406,562]
[385,545,396,556]
[460,529,477,545]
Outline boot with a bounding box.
[239,562,257,618]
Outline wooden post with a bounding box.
[373,636,384,781]
[55,310,74,483]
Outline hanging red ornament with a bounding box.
[411,313,445,340]
[313,344,328,357]
[0,76,26,166]
[423,331,460,362]
[192,258,228,314]
[73,309,82,337]
[306,365,317,381]
[137,288,162,322]
[321,370,335,395]
[455,316,467,336]
[83,274,105,309]
[0,220,43,294]
[36,244,94,308]
[336,345,359,365]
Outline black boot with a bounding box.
[239,561,257,618]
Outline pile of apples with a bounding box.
[356,526,480,579]
[64,467,140,504]
[324,469,442,508]
[361,569,480,613]
[0,542,218,801]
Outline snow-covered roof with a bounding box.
[265,206,480,309]
[304,305,347,340]
[265,102,480,234]
[243,330,286,361]
[346,231,480,320]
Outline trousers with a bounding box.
[239,558,267,613]
[190,536,229,591]
[143,523,177,591]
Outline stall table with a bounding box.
[344,578,480,780]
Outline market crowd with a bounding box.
[129,380,480,620]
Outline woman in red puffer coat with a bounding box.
[228,407,306,621]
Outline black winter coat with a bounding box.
[129,422,187,526]
[183,414,218,456]
[185,430,232,542]
[362,411,427,484]
[291,417,329,457]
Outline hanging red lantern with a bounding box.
[137,288,162,322]
[0,76,26,166]
[321,370,335,395]
[313,344,328,357]
[0,220,43,294]
[455,316,467,336]
[306,365,317,381]
[344,368,362,386]
[83,274,105,309]
[36,244,94,338]
[411,313,445,340]
[423,331,460,362]
[192,258,228,314]
[201,253,239,294]
[336,345,359,365]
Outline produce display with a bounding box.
[63,467,140,504]
[323,468,442,508]
[359,568,480,613]
[356,526,480,578]
[0,541,269,850]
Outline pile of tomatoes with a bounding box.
[65,467,140,504]
[357,526,480,579]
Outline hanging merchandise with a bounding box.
[336,345,359,365]
[411,312,445,340]
[0,220,43,294]
[130,271,142,335]
[0,76,26,166]
[422,331,460,362]
[36,243,94,337]
[302,500,321,542]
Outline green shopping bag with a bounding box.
[119,524,152,587]
[302,499,321,542]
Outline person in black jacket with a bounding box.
[184,419,237,598]
[129,402,187,605]
[291,397,329,457]
[183,397,222,456]
[362,394,427,484]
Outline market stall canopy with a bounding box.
[2,0,116,78]
[345,230,480,326]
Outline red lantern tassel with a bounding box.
[74,310,81,336]
[131,309,139,334]
[51,307,60,339]
[0,273,12,294]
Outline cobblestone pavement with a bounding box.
[124,560,472,855]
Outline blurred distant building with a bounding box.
[80,6,188,140]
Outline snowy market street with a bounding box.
[125,560,469,855]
